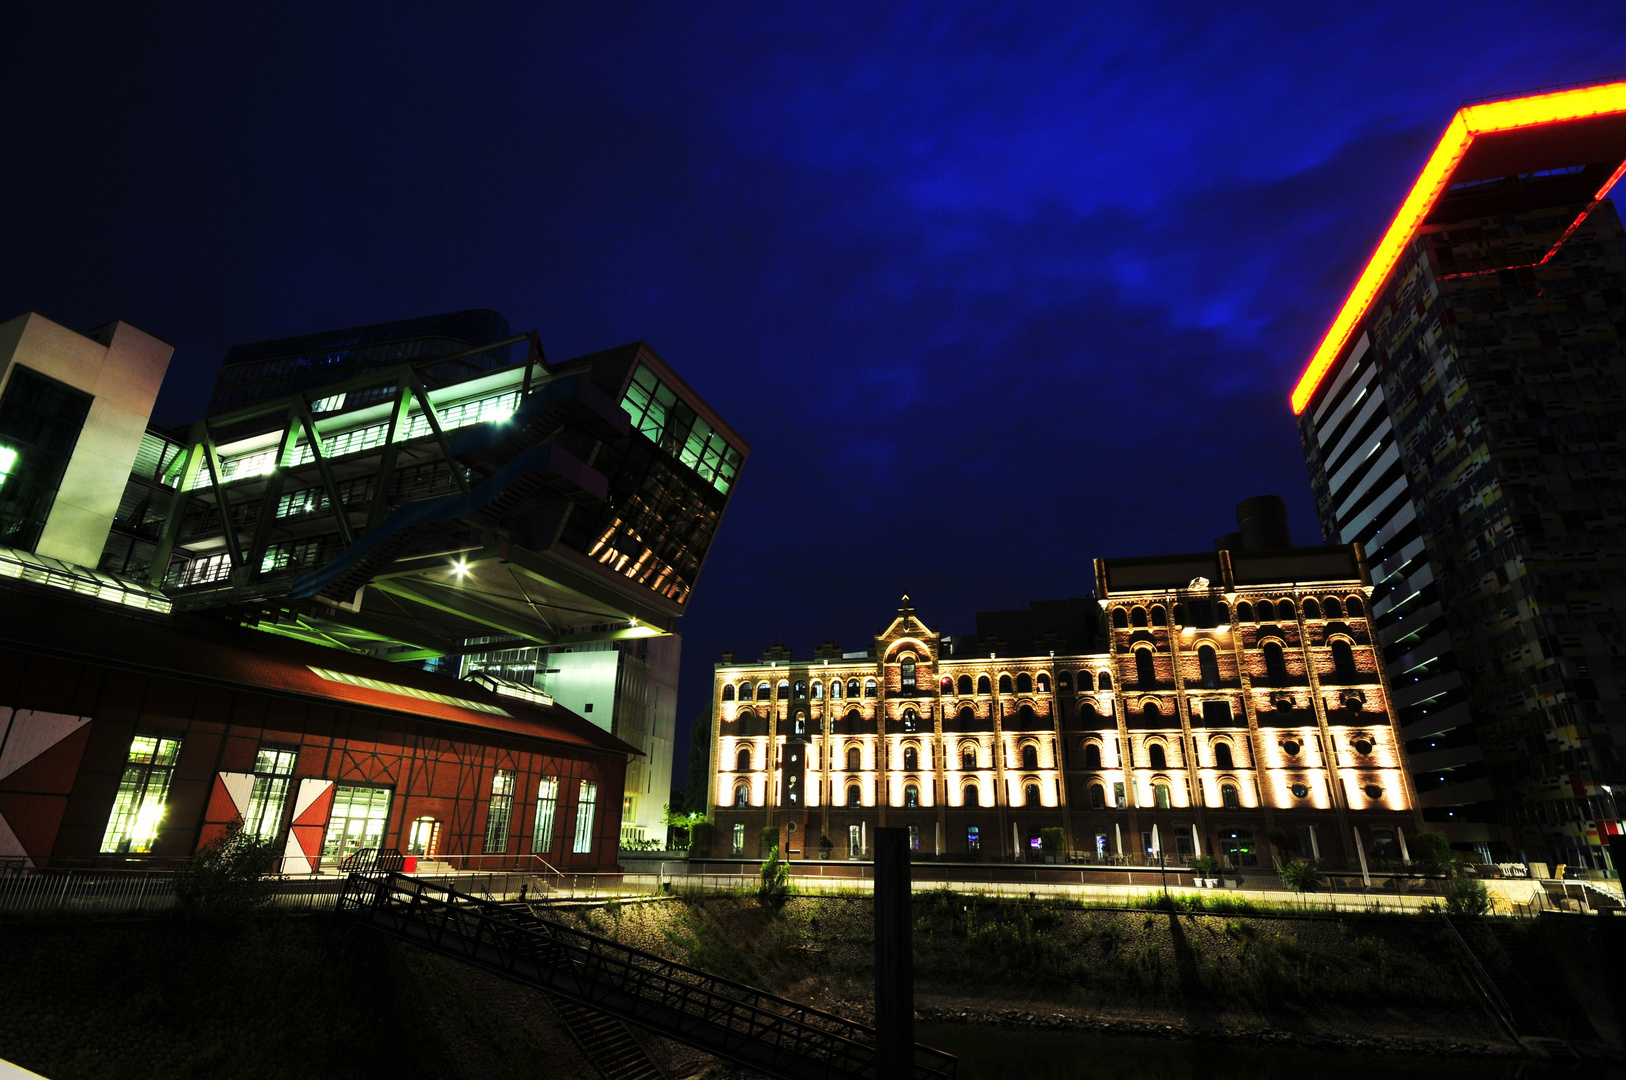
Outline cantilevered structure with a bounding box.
[1294,80,1626,866]
[99,319,747,663]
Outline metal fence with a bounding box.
[0,870,349,916]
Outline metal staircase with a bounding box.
[549,993,666,1080]
[339,871,956,1080]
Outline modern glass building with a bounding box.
[1293,81,1626,867]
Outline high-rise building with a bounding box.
[1293,81,1626,867]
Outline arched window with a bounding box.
[735,782,751,806]
[900,656,916,693]
[736,748,752,771]
[1236,601,1253,621]
[722,683,735,701]
[1173,603,1186,625]
[957,674,973,695]
[1324,596,1343,619]
[1098,671,1112,691]
[904,746,919,771]
[1331,640,1357,680]
[1079,700,1098,720]
[977,674,992,695]
[1135,649,1156,687]
[1021,745,1038,770]
[1153,783,1171,809]
[1089,784,1105,809]
[758,682,771,698]
[777,680,790,699]
[1213,742,1234,769]
[964,783,979,807]
[1221,784,1240,809]
[940,676,953,693]
[864,679,878,698]
[902,708,918,733]
[1142,702,1161,723]
[1218,602,1230,622]
[1025,784,1041,807]
[847,678,861,698]
[1347,597,1364,616]
[1150,606,1166,626]
[1198,645,1220,689]
[962,746,977,770]
[830,679,843,699]
[1131,606,1148,628]
[811,681,823,699]
[998,674,1013,694]
[1264,642,1289,685]
[847,746,861,772]
[847,784,861,807]
[1083,743,1102,770]
[904,784,920,809]
[794,681,807,699]
[956,705,975,724]
[1016,672,1033,694]
[1277,600,1296,621]
[1112,609,1129,629]
[1057,672,1071,690]
[1148,743,1167,770]
[1302,598,1321,620]
[1016,704,1037,725]
[739,683,754,701]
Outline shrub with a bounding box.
[1189,855,1218,877]
[1444,873,1490,917]
[758,843,791,909]
[688,821,714,857]
[1039,828,1066,855]
[175,817,279,915]
[760,826,780,858]
[1278,859,1323,893]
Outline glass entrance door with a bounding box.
[321,785,392,863]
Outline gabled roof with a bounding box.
[0,577,638,758]
[1292,80,1626,416]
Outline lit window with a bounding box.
[966,826,981,852]
[533,776,559,854]
[407,817,438,856]
[321,786,392,862]
[573,779,598,854]
[100,732,183,854]
[484,769,516,853]
[732,823,745,854]
[243,745,298,839]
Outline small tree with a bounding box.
[758,835,790,909]
[1189,855,1218,878]
[175,816,280,915]
[1444,873,1491,917]
[1410,832,1456,874]
[1039,827,1066,857]
[1279,859,1323,894]
[818,834,833,857]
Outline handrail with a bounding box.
[340,871,955,1080]
[1438,914,1521,1040]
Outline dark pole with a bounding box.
[874,827,913,1079]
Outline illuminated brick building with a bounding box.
[708,544,1420,869]
[1293,81,1626,867]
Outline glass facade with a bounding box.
[484,768,515,853]
[619,364,743,495]
[320,785,392,862]
[207,309,513,414]
[243,745,298,839]
[532,776,558,854]
[100,732,183,853]
[0,365,94,552]
[573,779,597,854]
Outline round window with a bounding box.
[1353,739,1374,755]
[1363,784,1383,799]
[1290,783,1309,798]
[786,821,798,833]
[1282,740,1301,756]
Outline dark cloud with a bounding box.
[5,0,1626,770]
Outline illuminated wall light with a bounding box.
[0,445,16,488]
[1292,79,1626,414]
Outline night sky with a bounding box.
[6,4,1626,784]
